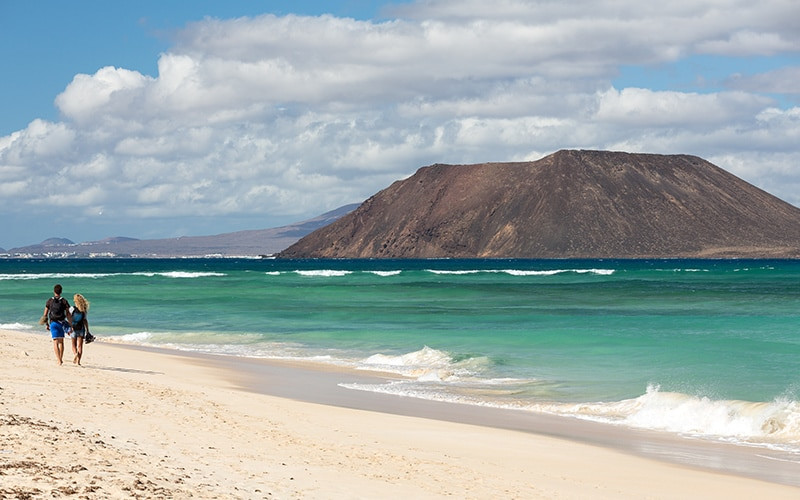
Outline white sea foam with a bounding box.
[0,271,226,280]
[0,322,33,330]
[426,270,481,275]
[501,269,563,276]
[358,346,492,382]
[0,273,116,280]
[625,386,800,443]
[368,270,403,277]
[524,385,800,449]
[132,271,225,278]
[339,378,539,410]
[101,329,353,364]
[113,332,154,343]
[0,273,47,281]
[501,269,615,276]
[578,268,615,275]
[340,381,473,403]
[426,269,615,276]
[294,270,352,277]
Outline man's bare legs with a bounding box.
[53,338,64,365]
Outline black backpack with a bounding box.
[48,297,67,322]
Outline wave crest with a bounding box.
[0,322,33,331]
[544,385,800,447]
[294,270,352,277]
[0,273,115,280]
[368,270,403,277]
[360,346,491,381]
[132,271,225,278]
[426,269,615,276]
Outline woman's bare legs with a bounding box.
[71,336,84,365]
[74,337,84,365]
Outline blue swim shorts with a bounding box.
[50,321,69,339]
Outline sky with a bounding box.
[1,0,799,249]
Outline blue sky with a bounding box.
[1,0,798,249]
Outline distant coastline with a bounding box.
[0,204,358,259]
[0,252,270,259]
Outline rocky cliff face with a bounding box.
[278,150,800,259]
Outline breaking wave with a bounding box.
[358,346,492,381]
[0,272,116,280]
[294,270,352,277]
[132,271,225,278]
[0,271,224,280]
[547,385,800,448]
[427,269,615,276]
[342,351,800,452]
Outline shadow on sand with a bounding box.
[85,365,163,375]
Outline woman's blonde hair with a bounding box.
[73,294,90,313]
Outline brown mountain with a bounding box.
[278,150,800,259]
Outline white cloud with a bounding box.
[55,67,152,123]
[726,66,800,94]
[1,0,800,247]
[697,31,797,57]
[594,88,773,126]
[711,151,800,207]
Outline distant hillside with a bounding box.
[41,238,74,246]
[278,150,800,259]
[6,204,359,258]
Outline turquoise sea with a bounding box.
[2,258,799,453]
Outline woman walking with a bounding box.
[70,294,91,366]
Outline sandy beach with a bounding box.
[2,328,798,499]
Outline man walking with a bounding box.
[43,284,72,365]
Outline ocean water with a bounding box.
[2,257,799,453]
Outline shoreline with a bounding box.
[145,341,800,487]
[3,328,799,498]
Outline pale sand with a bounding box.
[2,328,798,499]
